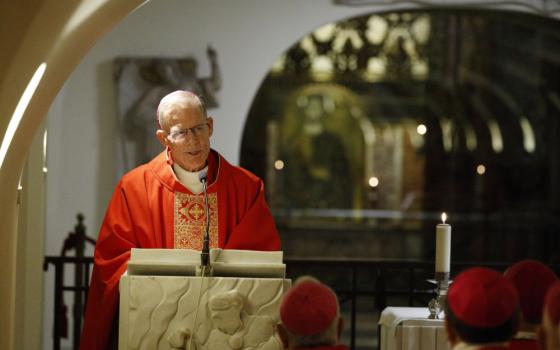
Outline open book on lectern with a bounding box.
[126,248,285,278]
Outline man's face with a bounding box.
[157,104,213,172]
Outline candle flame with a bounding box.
[441,212,447,224]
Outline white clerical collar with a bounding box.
[173,163,208,194]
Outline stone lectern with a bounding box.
[119,249,289,350]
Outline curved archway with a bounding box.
[0,2,145,348]
[3,1,560,349]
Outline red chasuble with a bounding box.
[80,149,281,350]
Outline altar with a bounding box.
[119,248,289,350]
[379,307,450,350]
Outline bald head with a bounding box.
[157,90,207,130]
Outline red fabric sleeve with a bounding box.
[80,182,137,350]
[224,180,281,251]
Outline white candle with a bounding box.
[435,212,451,273]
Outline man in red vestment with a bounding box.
[444,267,520,350]
[503,260,558,350]
[277,277,349,350]
[80,90,281,350]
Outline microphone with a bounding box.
[198,170,210,268]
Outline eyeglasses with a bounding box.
[167,122,208,141]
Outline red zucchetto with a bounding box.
[448,267,519,328]
[280,280,338,336]
[504,259,558,323]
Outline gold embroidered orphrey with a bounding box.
[174,192,219,250]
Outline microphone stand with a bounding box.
[200,176,211,269]
[188,171,212,350]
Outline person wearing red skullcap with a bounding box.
[538,281,560,350]
[445,267,520,350]
[81,91,281,350]
[504,259,558,350]
[278,277,348,350]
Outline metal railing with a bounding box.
[43,256,559,350]
[43,256,94,350]
[44,213,96,350]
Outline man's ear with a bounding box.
[336,317,345,342]
[156,129,169,147]
[276,323,289,349]
[207,117,214,137]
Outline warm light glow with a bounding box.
[411,60,428,79]
[368,176,379,187]
[359,119,375,185]
[440,119,453,152]
[314,23,336,41]
[416,124,427,135]
[520,116,536,153]
[333,29,363,52]
[476,164,486,175]
[63,1,106,38]
[408,122,424,149]
[0,63,47,169]
[441,212,447,224]
[43,129,48,160]
[465,123,477,151]
[311,56,334,81]
[365,57,386,82]
[411,15,431,44]
[366,15,388,44]
[274,160,284,170]
[43,129,48,172]
[487,120,503,153]
[270,54,286,74]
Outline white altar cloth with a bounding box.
[379,307,450,350]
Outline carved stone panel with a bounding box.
[119,276,289,350]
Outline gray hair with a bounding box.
[157,90,207,129]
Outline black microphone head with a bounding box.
[198,169,208,183]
